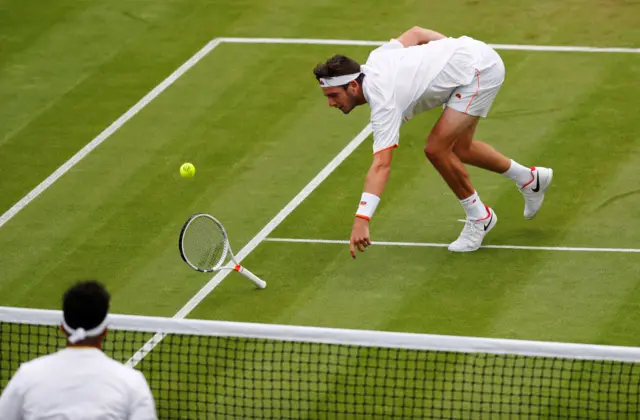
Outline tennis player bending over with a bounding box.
[313,27,553,257]
[0,281,157,419]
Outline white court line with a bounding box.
[0,39,223,229]
[125,125,373,366]
[264,238,640,253]
[219,37,640,54]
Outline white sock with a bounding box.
[502,159,533,187]
[460,191,489,220]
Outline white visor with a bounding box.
[62,316,109,344]
[319,72,361,87]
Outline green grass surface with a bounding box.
[1,0,640,418]
[2,42,638,345]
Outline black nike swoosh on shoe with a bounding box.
[532,174,541,192]
[483,212,493,231]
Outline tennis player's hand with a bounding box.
[350,217,372,259]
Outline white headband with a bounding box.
[62,316,109,344]
[319,72,361,87]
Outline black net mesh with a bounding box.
[1,322,639,419]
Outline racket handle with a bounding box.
[234,265,267,289]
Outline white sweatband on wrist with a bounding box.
[355,192,380,221]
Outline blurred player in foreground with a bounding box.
[0,280,157,419]
[313,26,553,257]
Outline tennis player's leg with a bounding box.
[450,57,553,220]
[425,107,497,253]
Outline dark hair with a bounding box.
[62,280,110,330]
[313,54,364,87]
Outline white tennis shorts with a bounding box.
[439,43,506,118]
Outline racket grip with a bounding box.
[234,265,267,289]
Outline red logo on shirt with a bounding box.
[455,93,462,99]
[360,201,367,206]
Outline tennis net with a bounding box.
[1,306,639,419]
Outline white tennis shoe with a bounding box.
[520,167,553,219]
[448,206,498,253]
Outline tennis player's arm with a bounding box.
[363,148,393,197]
[355,108,400,221]
[0,368,26,420]
[396,26,446,47]
[365,107,401,198]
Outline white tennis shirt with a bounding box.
[361,36,497,153]
[0,348,157,420]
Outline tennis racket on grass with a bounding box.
[178,213,266,289]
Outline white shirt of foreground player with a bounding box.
[0,347,157,420]
[361,36,498,154]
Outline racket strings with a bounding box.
[183,217,227,270]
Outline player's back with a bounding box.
[362,36,495,116]
[15,348,152,419]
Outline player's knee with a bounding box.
[424,144,446,164]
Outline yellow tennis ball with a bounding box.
[180,163,195,178]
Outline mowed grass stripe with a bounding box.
[0,0,198,214]
[0,45,370,315]
[0,0,85,66]
[487,54,640,347]
[0,0,409,216]
[0,0,315,215]
[0,43,270,308]
[3,0,639,215]
[0,1,147,146]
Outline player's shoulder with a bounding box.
[11,350,66,383]
[375,38,405,51]
[19,349,65,371]
[366,39,404,60]
[361,40,404,97]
